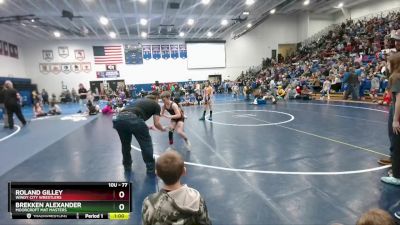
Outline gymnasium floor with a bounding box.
[0,95,399,225]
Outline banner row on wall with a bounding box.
[0,40,18,59]
[141,44,187,61]
[39,62,92,74]
[100,44,187,65]
[38,44,187,74]
[42,48,85,61]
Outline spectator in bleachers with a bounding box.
[378,89,391,105]
[300,85,313,100]
[320,78,331,100]
[277,86,286,100]
[370,75,380,102]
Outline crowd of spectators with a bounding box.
[236,11,400,103]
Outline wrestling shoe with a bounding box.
[378,158,392,165]
[199,116,205,121]
[208,117,212,121]
[381,176,400,185]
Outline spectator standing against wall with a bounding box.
[379,30,400,166]
[381,52,400,186]
[0,83,9,128]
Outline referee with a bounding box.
[113,94,166,173]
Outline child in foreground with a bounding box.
[141,150,211,225]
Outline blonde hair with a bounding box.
[4,80,13,89]
[156,150,184,185]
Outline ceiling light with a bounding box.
[140,18,147,26]
[303,0,310,5]
[247,23,252,28]
[31,19,35,22]
[109,31,116,38]
[139,0,147,3]
[202,0,210,4]
[187,18,194,26]
[207,32,213,37]
[141,32,147,38]
[338,2,343,8]
[179,32,185,37]
[53,31,61,38]
[243,11,250,15]
[270,9,276,14]
[245,0,255,6]
[0,0,4,4]
[221,19,228,26]
[99,16,109,25]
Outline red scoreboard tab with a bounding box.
[8,182,131,220]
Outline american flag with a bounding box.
[93,46,123,64]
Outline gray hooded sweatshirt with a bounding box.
[142,184,211,225]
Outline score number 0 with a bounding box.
[118,191,125,211]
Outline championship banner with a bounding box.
[39,63,90,74]
[96,71,120,78]
[75,50,85,61]
[179,44,187,59]
[61,64,71,74]
[39,64,50,74]
[42,50,53,61]
[0,41,3,55]
[151,45,161,60]
[142,45,151,60]
[50,64,61,74]
[170,44,179,59]
[9,44,18,59]
[72,63,81,73]
[161,45,170,59]
[3,42,9,56]
[58,47,69,58]
[124,44,143,65]
[81,63,91,73]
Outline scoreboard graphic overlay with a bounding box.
[8,182,131,220]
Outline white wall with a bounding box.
[336,0,400,23]
[23,40,225,95]
[350,0,400,19]
[224,15,299,80]
[308,18,334,37]
[0,29,27,78]
[297,13,309,42]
